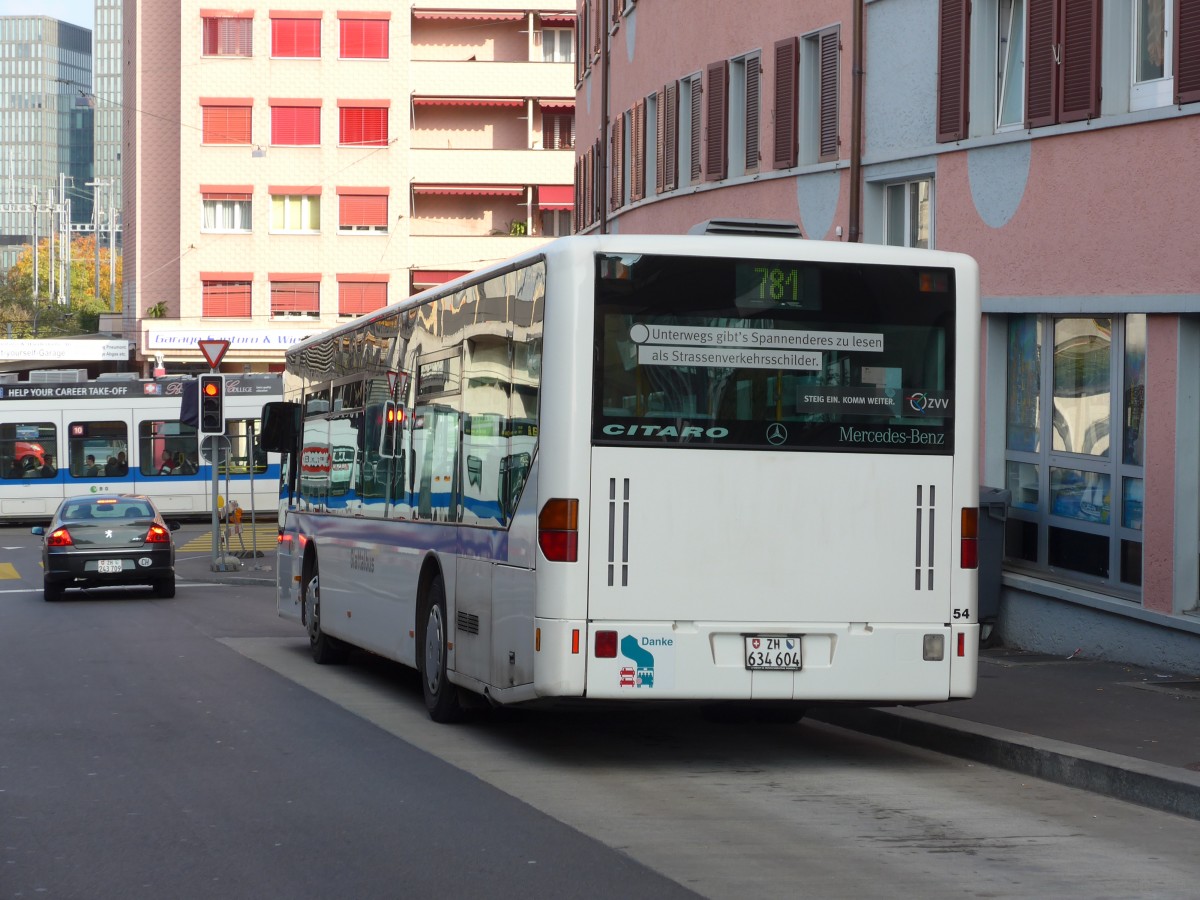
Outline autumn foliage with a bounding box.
[0,235,122,337]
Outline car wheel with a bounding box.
[43,579,63,603]
[303,566,348,665]
[419,573,463,723]
[154,577,176,599]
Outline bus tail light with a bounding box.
[47,527,73,547]
[960,507,979,569]
[595,630,617,658]
[538,498,579,562]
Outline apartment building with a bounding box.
[576,0,1200,673]
[124,1,575,373]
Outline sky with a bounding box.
[0,0,94,30]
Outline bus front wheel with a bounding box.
[420,574,464,723]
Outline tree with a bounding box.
[0,235,123,337]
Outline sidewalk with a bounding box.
[176,544,1200,820]
[812,648,1200,821]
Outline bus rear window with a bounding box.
[592,254,956,454]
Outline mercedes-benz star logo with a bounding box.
[766,423,788,445]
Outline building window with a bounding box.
[1004,314,1146,591]
[270,193,320,232]
[1132,0,1173,109]
[542,110,575,149]
[271,105,321,146]
[729,53,761,176]
[270,279,320,318]
[271,16,321,58]
[340,16,388,59]
[202,279,252,317]
[773,38,798,169]
[339,105,388,147]
[542,27,573,62]
[201,104,252,144]
[1027,0,1102,126]
[540,208,571,236]
[202,16,252,57]
[802,27,839,163]
[338,191,388,233]
[997,0,1026,128]
[884,179,933,249]
[338,280,387,316]
[202,192,252,232]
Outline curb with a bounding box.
[811,706,1200,821]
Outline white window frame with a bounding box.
[270,194,321,234]
[995,0,1026,130]
[201,198,251,233]
[541,27,574,63]
[1130,0,1174,110]
[883,178,934,249]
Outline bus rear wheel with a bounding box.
[420,574,463,723]
[303,567,349,665]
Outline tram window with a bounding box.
[68,421,129,478]
[139,419,199,476]
[1,422,58,479]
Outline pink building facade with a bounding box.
[124,1,574,373]
[575,0,1200,672]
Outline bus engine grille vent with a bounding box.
[914,484,936,591]
[606,476,630,587]
[456,611,480,635]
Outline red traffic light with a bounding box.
[202,381,220,398]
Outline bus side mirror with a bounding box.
[259,401,301,453]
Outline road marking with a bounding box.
[0,562,19,579]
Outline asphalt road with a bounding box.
[3,527,1200,899]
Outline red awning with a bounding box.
[412,184,525,196]
[538,100,575,112]
[412,10,525,21]
[537,185,574,210]
[412,97,524,107]
[412,270,469,286]
[538,15,576,27]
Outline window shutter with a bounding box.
[271,281,320,313]
[689,74,702,182]
[341,108,387,146]
[273,19,320,58]
[203,106,251,144]
[655,88,666,193]
[773,38,798,167]
[272,107,320,145]
[341,19,387,59]
[339,194,387,228]
[203,281,252,317]
[630,100,645,201]
[663,81,678,190]
[745,55,760,171]
[704,61,727,181]
[610,113,624,210]
[1026,0,1060,128]
[818,29,839,162]
[338,282,387,316]
[1058,0,1101,122]
[1179,0,1200,104]
[593,0,602,57]
[936,1,970,142]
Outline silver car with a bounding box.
[32,494,181,602]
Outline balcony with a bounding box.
[408,60,573,103]
[408,148,573,187]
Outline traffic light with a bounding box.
[198,374,226,437]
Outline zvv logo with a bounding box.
[907,392,951,415]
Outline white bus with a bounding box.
[267,229,981,722]
[0,374,283,521]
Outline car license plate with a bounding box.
[98,559,123,574]
[744,635,802,670]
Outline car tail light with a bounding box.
[47,527,73,547]
[538,498,578,562]
[145,525,171,544]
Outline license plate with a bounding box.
[98,559,123,574]
[744,635,802,670]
